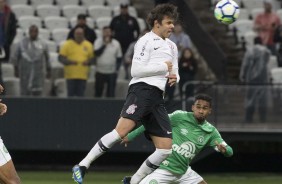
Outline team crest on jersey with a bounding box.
[181,129,188,135]
[149,179,158,184]
[198,136,204,144]
[126,104,137,114]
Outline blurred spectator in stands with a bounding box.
[94,26,122,98]
[110,3,140,79]
[59,26,94,97]
[254,0,281,55]
[0,0,17,94]
[170,23,192,58]
[67,14,97,45]
[165,48,198,101]
[273,24,282,66]
[124,28,150,79]
[239,36,271,123]
[10,25,51,96]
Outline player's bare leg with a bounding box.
[0,160,21,184]
[199,180,207,184]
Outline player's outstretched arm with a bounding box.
[215,141,233,157]
[121,126,146,147]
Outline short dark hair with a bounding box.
[120,3,128,8]
[254,36,262,45]
[77,14,86,20]
[146,4,178,28]
[194,94,212,107]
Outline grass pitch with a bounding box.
[18,171,282,184]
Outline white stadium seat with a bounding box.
[18,16,42,30]
[11,4,34,18]
[95,16,112,29]
[9,0,28,5]
[30,0,55,7]
[51,28,70,44]
[268,56,278,73]
[113,6,138,17]
[234,19,254,41]
[62,5,87,19]
[243,31,257,47]
[107,0,129,7]
[54,78,67,97]
[237,8,250,20]
[81,0,105,6]
[88,5,112,19]
[38,28,51,40]
[70,16,95,28]
[1,63,15,78]
[242,0,264,11]
[276,9,282,21]
[3,77,20,97]
[137,18,147,32]
[45,40,58,52]
[49,52,64,81]
[85,79,95,97]
[13,28,25,42]
[44,16,69,31]
[36,5,60,19]
[56,0,79,6]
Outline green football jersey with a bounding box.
[127,110,232,175]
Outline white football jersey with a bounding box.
[129,31,179,91]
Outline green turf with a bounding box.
[18,171,282,184]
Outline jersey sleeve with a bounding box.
[131,38,168,78]
[168,110,183,127]
[127,125,146,141]
[171,42,180,83]
[209,129,233,157]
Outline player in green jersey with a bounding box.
[122,94,233,184]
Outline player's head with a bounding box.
[147,4,178,39]
[192,94,212,122]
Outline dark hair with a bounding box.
[77,14,86,20]
[146,4,178,28]
[194,94,212,107]
[29,24,38,32]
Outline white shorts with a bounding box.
[140,167,204,184]
[0,138,11,166]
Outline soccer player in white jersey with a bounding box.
[72,4,179,184]
[122,94,233,184]
[0,84,21,184]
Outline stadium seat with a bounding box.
[268,56,279,73]
[43,79,52,96]
[85,79,95,97]
[45,40,58,53]
[1,63,15,78]
[38,28,51,40]
[88,5,112,19]
[30,0,54,7]
[137,17,147,32]
[44,16,69,31]
[70,16,94,28]
[3,77,20,96]
[250,8,264,20]
[233,19,254,42]
[51,28,70,44]
[243,31,257,47]
[242,0,264,11]
[36,5,60,19]
[56,0,79,7]
[9,0,28,6]
[112,6,138,17]
[271,68,282,84]
[18,16,42,30]
[54,78,67,97]
[88,65,96,80]
[13,28,25,43]
[11,4,34,18]
[49,52,64,81]
[94,29,102,38]
[95,16,112,29]
[115,79,129,98]
[62,5,87,19]
[107,0,127,7]
[237,8,250,20]
[276,9,282,21]
[81,0,105,6]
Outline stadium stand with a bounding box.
[62,4,87,19]
[36,4,61,19]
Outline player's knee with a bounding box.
[156,148,172,160]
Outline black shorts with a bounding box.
[120,82,172,138]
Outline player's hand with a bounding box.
[120,136,130,147]
[215,141,227,154]
[164,61,173,72]
[0,84,3,94]
[0,102,7,116]
[166,74,177,87]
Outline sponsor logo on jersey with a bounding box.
[198,136,204,144]
[181,129,188,135]
[172,141,196,159]
[149,179,158,184]
[162,160,169,166]
[140,40,148,56]
[126,104,137,114]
